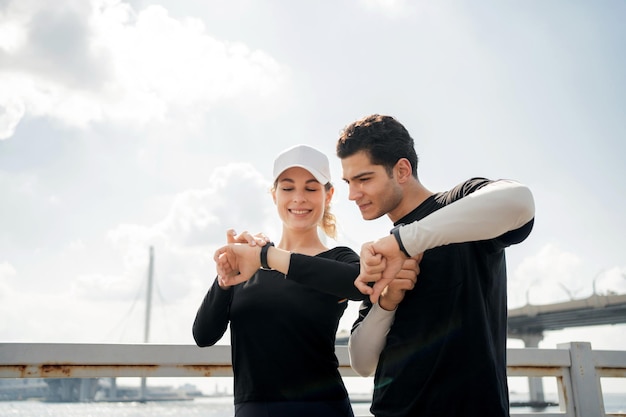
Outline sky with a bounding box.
[1,0,625,395]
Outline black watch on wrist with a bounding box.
[260,242,275,269]
[390,224,411,258]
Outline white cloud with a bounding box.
[359,0,415,17]
[594,267,626,295]
[509,244,586,308]
[0,94,25,140]
[0,261,17,282]
[0,0,290,138]
[96,162,280,305]
[0,261,15,274]
[0,262,18,306]
[0,161,281,342]
[0,1,29,53]
[108,162,276,251]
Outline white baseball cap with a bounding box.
[273,144,331,185]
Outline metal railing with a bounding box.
[1,341,625,417]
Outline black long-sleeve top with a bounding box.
[354,178,534,417]
[193,246,363,404]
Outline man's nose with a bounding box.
[348,185,361,201]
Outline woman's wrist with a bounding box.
[260,242,275,269]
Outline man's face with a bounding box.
[341,150,403,221]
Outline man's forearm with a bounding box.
[399,180,535,257]
[349,304,395,376]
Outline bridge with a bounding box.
[507,292,626,405]
[508,292,626,343]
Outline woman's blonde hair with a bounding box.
[320,182,337,240]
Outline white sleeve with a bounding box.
[399,180,535,257]
[348,303,395,377]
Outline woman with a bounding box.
[192,144,365,417]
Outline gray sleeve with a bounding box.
[399,180,535,256]
[348,303,395,377]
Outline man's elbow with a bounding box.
[350,362,376,377]
[509,183,535,225]
[349,356,376,377]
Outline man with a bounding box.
[337,114,535,417]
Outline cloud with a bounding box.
[0,262,18,301]
[594,267,626,295]
[0,95,25,140]
[359,0,415,17]
[99,162,278,302]
[108,162,276,251]
[0,0,290,139]
[509,244,585,307]
[0,161,281,342]
[508,244,626,309]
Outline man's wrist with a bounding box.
[390,224,411,257]
[378,298,398,311]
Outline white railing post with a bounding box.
[558,342,605,417]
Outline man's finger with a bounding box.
[389,278,416,291]
[402,258,419,272]
[395,268,418,282]
[369,275,394,304]
[364,252,384,267]
[354,275,374,295]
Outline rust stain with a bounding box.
[557,375,568,411]
[179,364,232,377]
[3,365,29,378]
[2,364,234,378]
[597,368,626,378]
[506,366,563,377]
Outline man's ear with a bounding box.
[394,158,413,184]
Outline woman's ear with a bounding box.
[325,185,335,206]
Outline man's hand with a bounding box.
[227,229,270,246]
[378,257,421,311]
[355,235,409,303]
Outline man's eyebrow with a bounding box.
[342,171,376,182]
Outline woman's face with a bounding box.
[272,167,331,233]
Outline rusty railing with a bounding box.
[1,341,625,417]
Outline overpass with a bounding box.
[508,292,626,342]
[507,291,626,405]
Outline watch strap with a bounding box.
[260,242,275,269]
[390,225,411,258]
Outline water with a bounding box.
[1,394,624,416]
[0,397,374,417]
